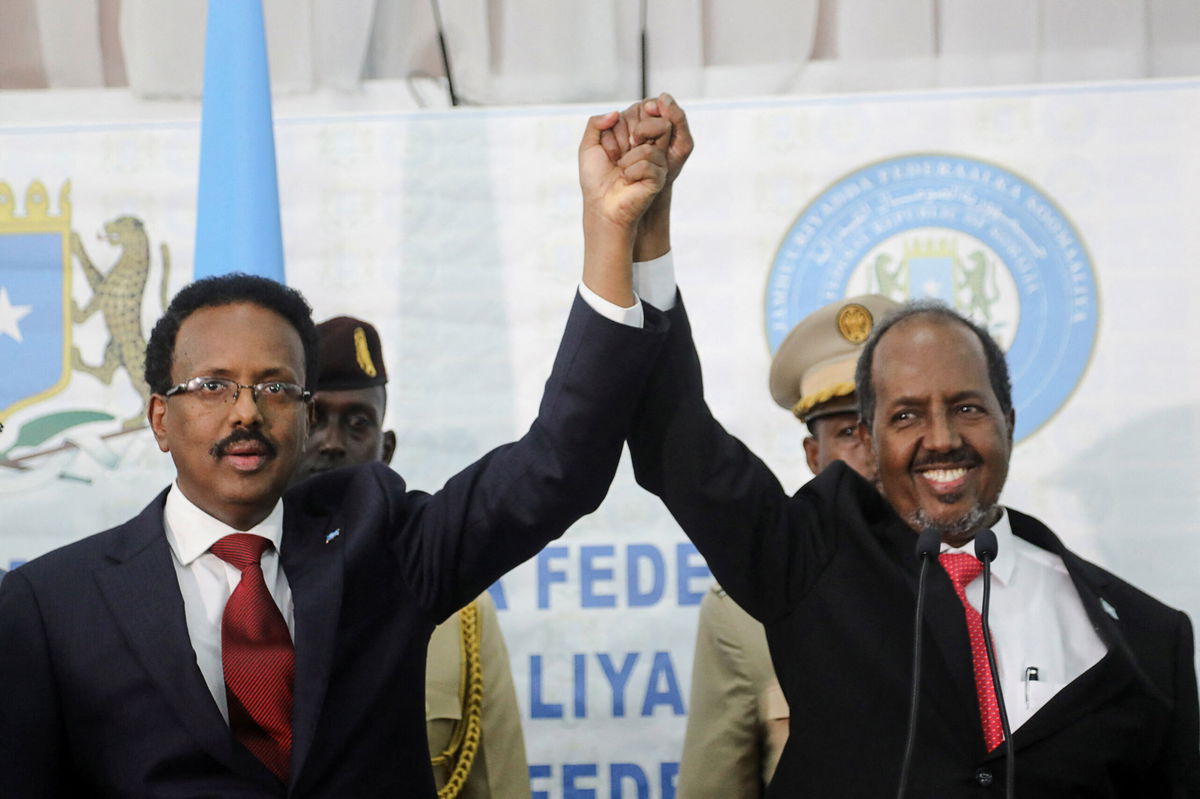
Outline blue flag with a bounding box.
[193,0,285,283]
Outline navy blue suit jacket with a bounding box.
[628,297,1200,797]
[0,297,667,798]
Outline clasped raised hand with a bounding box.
[579,110,672,234]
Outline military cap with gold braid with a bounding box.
[314,316,388,391]
[769,294,901,423]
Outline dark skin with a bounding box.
[616,95,1008,550]
[803,409,874,480]
[148,302,314,531]
[858,315,1014,546]
[292,110,671,482]
[294,385,397,481]
[610,99,873,490]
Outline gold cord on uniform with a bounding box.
[431,601,485,799]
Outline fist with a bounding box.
[579,111,671,231]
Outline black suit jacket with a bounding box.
[0,296,667,798]
[628,298,1200,797]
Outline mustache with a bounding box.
[210,428,277,459]
[912,446,980,470]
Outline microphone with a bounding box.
[896,527,941,799]
[974,527,998,563]
[975,529,1014,799]
[916,526,942,560]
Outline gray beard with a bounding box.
[907,503,1000,544]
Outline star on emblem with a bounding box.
[0,286,33,343]
[920,278,944,297]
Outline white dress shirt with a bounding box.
[942,509,1106,731]
[163,483,294,722]
[161,285,634,721]
[579,251,678,328]
[625,253,1108,732]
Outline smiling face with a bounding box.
[858,314,1014,545]
[148,302,311,530]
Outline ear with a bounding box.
[802,435,820,476]
[381,430,397,465]
[148,394,170,453]
[1005,408,1016,444]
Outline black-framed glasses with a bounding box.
[163,376,311,407]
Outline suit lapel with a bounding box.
[94,493,280,790]
[991,512,1138,755]
[1003,647,1131,754]
[279,500,344,789]
[872,516,983,752]
[921,567,991,739]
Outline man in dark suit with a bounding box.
[0,107,673,798]
[295,314,531,799]
[618,96,1200,796]
[678,293,899,799]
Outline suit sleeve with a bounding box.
[389,293,668,621]
[1162,610,1200,797]
[678,587,767,799]
[458,592,530,799]
[626,296,840,623]
[0,570,80,798]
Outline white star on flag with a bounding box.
[0,286,33,343]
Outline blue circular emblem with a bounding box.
[766,154,1098,442]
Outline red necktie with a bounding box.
[939,551,1004,751]
[211,533,294,782]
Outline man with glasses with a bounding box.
[0,106,673,797]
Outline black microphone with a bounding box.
[975,528,1014,799]
[896,527,941,799]
[974,527,998,562]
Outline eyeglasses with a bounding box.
[163,376,311,407]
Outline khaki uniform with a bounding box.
[678,584,789,799]
[426,592,530,799]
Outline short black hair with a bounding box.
[145,273,319,395]
[855,300,1012,431]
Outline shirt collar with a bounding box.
[939,507,1015,585]
[163,482,284,566]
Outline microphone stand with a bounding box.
[896,527,941,799]
[639,0,649,99]
[429,0,458,106]
[975,528,1014,799]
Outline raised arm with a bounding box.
[579,109,670,306]
[619,98,844,625]
[380,110,675,621]
[598,93,694,267]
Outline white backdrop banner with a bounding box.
[2,79,1199,798]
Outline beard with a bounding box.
[906,501,1001,547]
